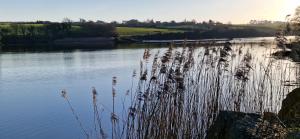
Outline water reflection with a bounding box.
[0,39,299,139]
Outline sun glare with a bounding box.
[284,0,300,15]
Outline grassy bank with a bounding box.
[0,22,286,48]
[0,24,183,37]
[119,23,283,40]
[116,27,184,37]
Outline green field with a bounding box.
[116,27,184,37]
[0,23,11,28]
[0,23,281,38]
[0,23,44,27]
[1,24,184,37]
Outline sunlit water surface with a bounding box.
[0,38,298,139]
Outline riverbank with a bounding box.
[207,88,300,139]
[0,36,281,52]
[0,37,117,51]
[0,22,285,50]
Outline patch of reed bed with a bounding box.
[61,42,298,139]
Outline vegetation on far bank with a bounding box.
[0,18,291,47]
[0,21,116,45]
[116,27,183,37]
[276,6,300,62]
[117,19,285,40]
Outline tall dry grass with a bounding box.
[61,42,298,139]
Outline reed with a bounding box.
[124,42,296,138]
[61,42,298,139]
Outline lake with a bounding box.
[0,37,299,139]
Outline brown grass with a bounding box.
[61,42,298,139]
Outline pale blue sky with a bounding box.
[0,0,299,23]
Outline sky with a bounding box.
[0,0,300,24]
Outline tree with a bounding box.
[79,18,86,24]
[208,19,215,25]
[62,18,72,32]
[27,26,36,37]
[96,20,106,24]
[44,23,63,39]
[20,25,28,36]
[0,29,3,46]
[170,20,176,26]
[124,19,140,27]
[110,21,118,25]
[62,18,73,23]
[10,24,20,35]
[292,6,300,36]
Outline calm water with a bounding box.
[0,38,298,139]
[0,47,150,139]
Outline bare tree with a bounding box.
[62,18,73,23]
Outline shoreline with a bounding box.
[0,36,295,52]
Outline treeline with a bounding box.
[0,19,228,45]
[249,20,285,25]
[0,20,117,45]
[117,19,224,29]
[0,17,289,47]
[118,19,284,39]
